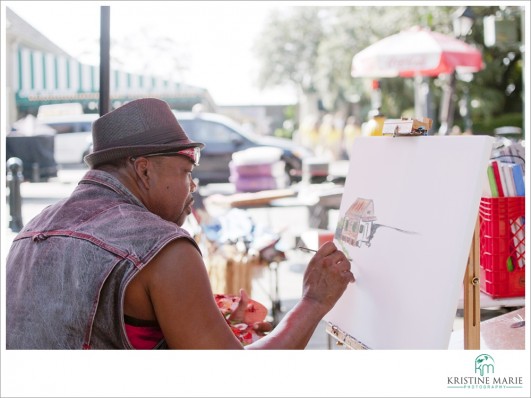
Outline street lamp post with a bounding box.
[99,6,111,116]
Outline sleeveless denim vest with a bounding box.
[6,170,200,349]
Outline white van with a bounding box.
[37,105,98,164]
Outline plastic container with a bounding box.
[231,147,283,166]
[229,160,285,178]
[230,175,285,192]
[230,147,287,192]
[479,197,525,298]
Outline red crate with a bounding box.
[479,197,525,298]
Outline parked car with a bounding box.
[38,113,98,164]
[7,114,58,181]
[172,111,313,184]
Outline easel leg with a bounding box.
[463,217,480,349]
[269,261,282,327]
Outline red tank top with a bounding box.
[124,315,164,349]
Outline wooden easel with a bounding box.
[463,217,481,349]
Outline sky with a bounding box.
[4,0,300,105]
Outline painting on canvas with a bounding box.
[324,135,493,349]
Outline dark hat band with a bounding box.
[96,125,189,151]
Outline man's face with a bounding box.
[144,155,197,226]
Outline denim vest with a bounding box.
[6,170,200,349]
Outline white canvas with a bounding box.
[324,136,494,349]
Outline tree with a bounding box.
[254,5,457,121]
[254,7,325,96]
[464,5,524,133]
[254,5,523,135]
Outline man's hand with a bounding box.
[301,241,355,314]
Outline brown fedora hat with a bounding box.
[84,98,204,167]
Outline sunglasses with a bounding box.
[133,147,201,166]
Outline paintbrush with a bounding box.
[297,246,318,254]
[297,246,352,261]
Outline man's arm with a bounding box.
[127,239,353,349]
[126,238,244,349]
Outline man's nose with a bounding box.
[191,177,199,193]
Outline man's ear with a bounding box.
[131,157,151,189]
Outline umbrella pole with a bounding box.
[438,73,456,135]
[414,75,432,124]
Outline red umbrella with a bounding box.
[352,26,483,134]
[352,26,484,78]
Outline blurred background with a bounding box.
[3,2,526,148]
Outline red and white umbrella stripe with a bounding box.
[352,26,483,78]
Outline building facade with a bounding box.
[5,7,216,129]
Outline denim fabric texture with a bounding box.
[6,170,199,349]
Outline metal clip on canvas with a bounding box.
[326,322,371,350]
[382,117,433,137]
